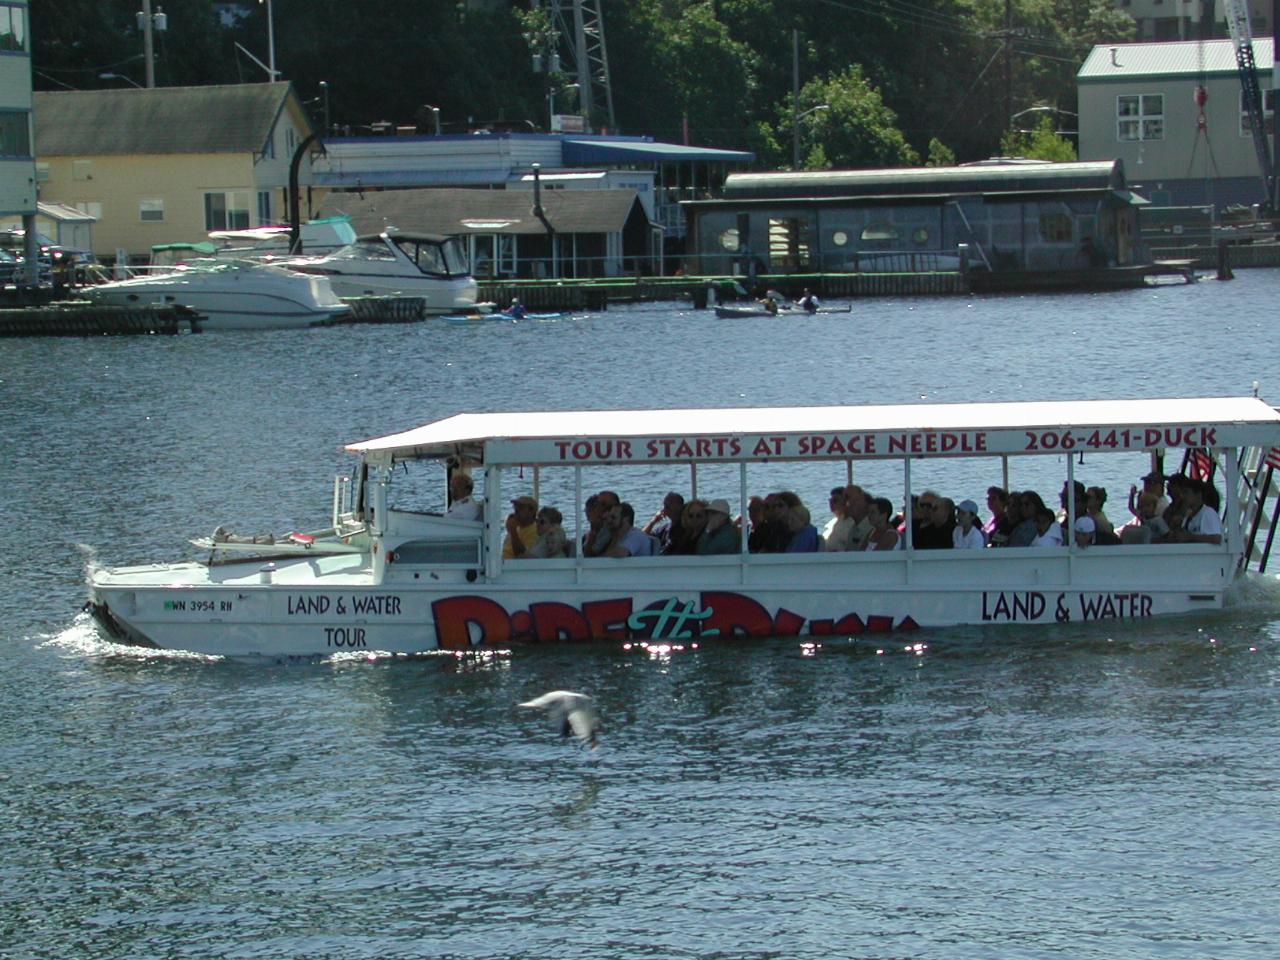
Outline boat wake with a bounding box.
[1227,570,1280,609]
[38,610,218,662]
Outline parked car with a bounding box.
[0,229,93,286]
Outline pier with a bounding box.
[0,302,200,336]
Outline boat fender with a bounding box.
[466,569,478,583]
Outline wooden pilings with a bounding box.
[0,303,200,336]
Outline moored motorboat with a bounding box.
[286,230,478,314]
[86,396,1280,660]
[82,259,351,331]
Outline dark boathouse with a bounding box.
[681,159,1151,288]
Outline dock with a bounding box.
[0,302,200,336]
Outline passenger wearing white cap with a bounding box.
[952,499,986,549]
[1073,515,1096,549]
[697,499,741,555]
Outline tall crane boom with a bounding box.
[1222,0,1276,209]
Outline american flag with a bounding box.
[1266,447,1280,472]
[1189,448,1214,481]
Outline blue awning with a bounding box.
[563,139,755,165]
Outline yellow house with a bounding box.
[33,82,316,261]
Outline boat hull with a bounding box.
[87,546,1233,659]
[83,267,351,330]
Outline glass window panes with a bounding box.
[0,4,27,53]
[0,111,29,156]
[1116,94,1163,141]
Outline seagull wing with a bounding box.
[519,691,599,747]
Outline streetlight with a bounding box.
[100,72,144,89]
[792,103,830,168]
[259,0,277,80]
[319,81,330,136]
[1009,105,1077,134]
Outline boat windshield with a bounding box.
[392,236,470,278]
[327,239,398,262]
[442,237,470,276]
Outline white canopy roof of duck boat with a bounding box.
[345,397,1280,467]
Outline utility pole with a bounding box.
[1003,0,1012,131]
[792,29,800,168]
[141,0,155,88]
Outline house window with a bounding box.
[262,131,275,160]
[139,198,165,222]
[0,110,30,157]
[768,217,810,268]
[1240,88,1276,137]
[286,127,296,153]
[830,229,850,247]
[860,221,900,243]
[0,3,28,53]
[204,191,251,230]
[257,191,271,224]
[1117,94,1163,141]
[717,227,740,251]
[74,201,103,220]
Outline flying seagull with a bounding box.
[519,690,601,749]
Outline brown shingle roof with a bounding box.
[320,187,648,235]
[33,83,304,156]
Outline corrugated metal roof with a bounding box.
[1078,38,1274,80]
[33,83,304,156]
[563,139,755,164]
[320,187,648,236]
[722,161,1124,200]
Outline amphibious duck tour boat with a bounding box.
[86,397,1280,659]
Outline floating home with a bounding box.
[681,159,1153,290]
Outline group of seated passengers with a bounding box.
[500,488,744,560]
[489,470,1225,561]
[981,472,1222,548]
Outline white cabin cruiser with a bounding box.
[86,396,1280,660]
[83,259,351,331]
[286,230,478,314]
[208,216,357,259]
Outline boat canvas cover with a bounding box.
[345,397,1280,466]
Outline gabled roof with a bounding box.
[322,187,650,235]
[33,83,306,156]
[1078,38,1273,81]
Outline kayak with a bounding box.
[442,310,570,323]
[714,304,851,319]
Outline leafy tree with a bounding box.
[999,114,1077,161]
[780,67,920,170]
[926,138,957,167]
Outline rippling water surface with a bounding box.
[3,272,1280,958]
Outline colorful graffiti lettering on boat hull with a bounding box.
[430,591,919,648]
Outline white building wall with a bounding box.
[0,0,36,216]
[317,135,565,186]
[1080,73,1272,181]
